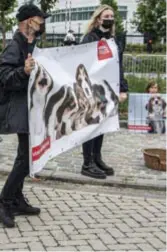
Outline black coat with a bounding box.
[0,31,36,134]
[81,28,128,93]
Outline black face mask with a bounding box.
[102,19,114,29]
[35,23,45,37]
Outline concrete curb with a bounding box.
[41,172,166,191]
[1,169,165,191]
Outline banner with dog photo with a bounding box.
[29,39,120,176]
[128,93,166,133]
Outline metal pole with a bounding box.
[52,26,55,46]
[78,23,81,43]
[69,0,72,30]
[65,0,68,34]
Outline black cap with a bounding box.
[16,4,50,22]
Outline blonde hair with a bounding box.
[84,5,115,36]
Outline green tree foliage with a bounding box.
[38,0,58,13]
[0,0,16,48]
[132,0,166,42]
[37,0,58,47]
[101,0,124,36]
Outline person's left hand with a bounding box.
[119,92,128,103]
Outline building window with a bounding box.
[118,6,127,20]
[120,11,127,20]
[49,6,97,23]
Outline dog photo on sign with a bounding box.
[29,63,118,142]
[29,63,54,141]
[146,95,166,134]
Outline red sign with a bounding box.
[97,40,113,60]
[128,125,151,130]
[32,137,51,161]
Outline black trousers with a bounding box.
[1,133,29,200]
[82,134,104,159]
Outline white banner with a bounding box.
[128,93,166,133]
[28,39,120,176]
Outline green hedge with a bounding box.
[119,76,166,118]
[123,55,166,73]
[125,43,166,53]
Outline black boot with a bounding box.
[81,155,106,179]
[94,154,114,176]
[0,200,15,228]
[12,194,40,216]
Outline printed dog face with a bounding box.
[146,95,166,134]
[147,96,166,115]
[30,63,54,138]
[75,64,93,100]
[30,63,53,110]
[90,80,119,124]
[73,64,95,130]
[93,84,108,113]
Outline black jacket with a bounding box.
[81,28,128,93]
[0,31,35,134]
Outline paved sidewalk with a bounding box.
[0,129,166,190]
[0,182,166,251]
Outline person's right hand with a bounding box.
[24,53,35,75]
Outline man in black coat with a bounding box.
[0,4,49,228]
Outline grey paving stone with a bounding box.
[77,245,94,251]
[0,233,9,243]
[5,228,21,238]
[71,219,87,229]
[51,230,69,241]
[17,221,33,232]
[154,232,166,243]
[27,216,43,226]
[22,231,50,237]
[123,217,141,227]
[59,239,88,246]
[107,244,139,251]
[61,225,78,235]
[88,239,108,251]
[137,243,157,251]
[117,237,146,244]
[146,237,166,249]
[0,243,28,250]
[107,227,125,238]
[115,223,132,233]
[49,246,77,251]
[97,233,117,245]
[10,236,39,243]
[40,235,57,247]
[79,228,107,234]
[28,241,45,251]
[70,234,97,240]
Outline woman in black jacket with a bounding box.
[81,5,128,179]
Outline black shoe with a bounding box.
[94,155,114,176]
[12,196,41,216]
[0,200,15,228]
[81,162,107,179]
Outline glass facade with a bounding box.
[50,6,96,23]
[49,5,127,23]
[118,6,128,20]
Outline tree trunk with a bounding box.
[1,12,6,49]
